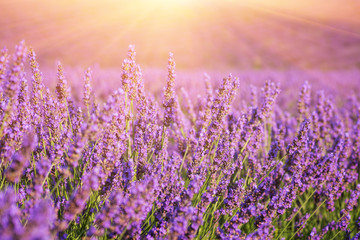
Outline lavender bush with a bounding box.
[0,42,359,239]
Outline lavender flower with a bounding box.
[297,81,311,122]
[94,177,158,238]
[5,152,28,183]
[0,189,24,239]
[0,47,9,85]
[83,67,92,117]
[56,62,70,124]
[62,167,100,224]
[23,199,56,240]
[28,47,44,124]
[0,43,359,240]
[163,52,179,127]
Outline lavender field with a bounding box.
[1,0,360,239]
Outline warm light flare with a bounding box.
[140,0,196,5]
[0,0,359,69]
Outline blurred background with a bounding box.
[1,0,360,70]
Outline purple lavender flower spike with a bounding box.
[0,189,24,239]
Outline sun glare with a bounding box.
[132,0,208,10]
[140,0,198,5]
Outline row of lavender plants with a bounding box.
[0,42,359,239]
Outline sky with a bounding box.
[1,0,360,70]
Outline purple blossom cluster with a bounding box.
[0,42,359,239]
